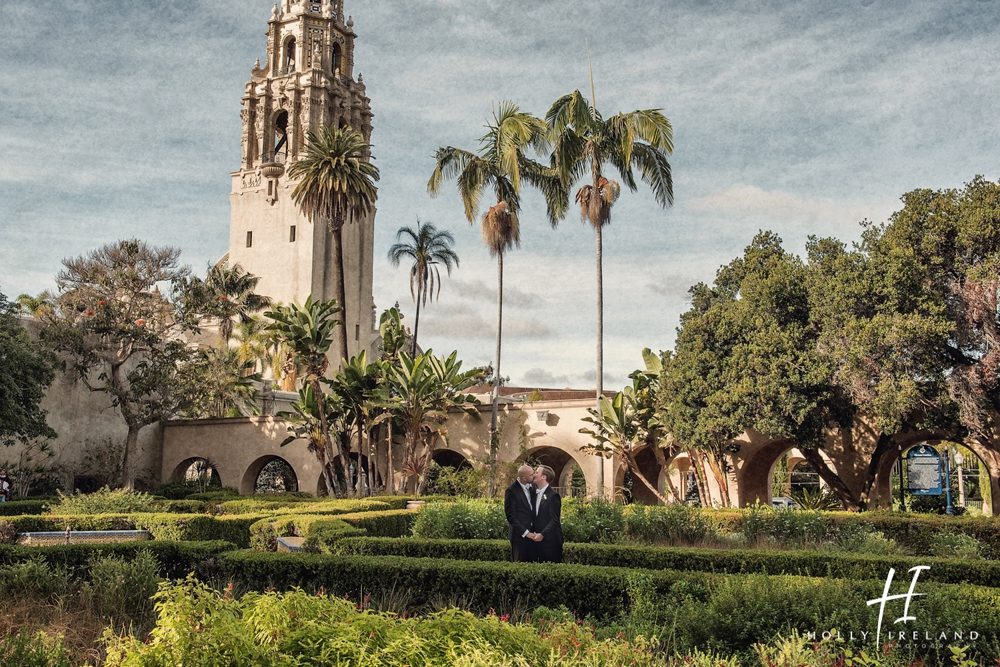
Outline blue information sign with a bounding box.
[906,445,943,495]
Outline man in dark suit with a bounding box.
[503,464,538,562]
[529,465,563,563]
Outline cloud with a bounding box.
[416,302,553,340]
[519,368,574,387]
[449,278,542,308]
[688,185,874,229]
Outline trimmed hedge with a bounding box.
[0,540,234,579]
[0,499,50,516]
[337,509,417,537]
[333,537,1000,588]
[711,509,1000,559]
[248,514,365,551]
[1,513,267,548]
[200,550,1000,660]
[214,498,391,516]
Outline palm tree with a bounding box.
[287,126,380,363]
[428,102,563,493]
[266,297,348,496]
[545,90,674,496]
[387,219,460,356]
[202,261,272,343]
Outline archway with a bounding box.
[612,447,666,505]
[241,456,298,495]
[873,438,998,516]
[767,449,825,505]
[431,449,471,471]
[515,446,587,498]
[283,36,297,72]
[171,457,222,490]
[330,42,342,74]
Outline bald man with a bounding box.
[504,464,538,562]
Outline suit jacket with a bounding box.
[532,487,563,562]
[504,481,536,542]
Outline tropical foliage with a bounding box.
[428,102,562,492]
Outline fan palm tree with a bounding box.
[387,219,460,356]
[545,89,674,495]
[428,102,563,492]
[288,126,380,363]
[198,261,272,343]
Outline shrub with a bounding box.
[561,498,624,543]
[0,499,50,516]
[624,503,717,545]
[0,540,233,581]
[81,550,162,632]
[201,550,1000,661]
[0,631,74,667]
[185,488,240,502]
[0,519,16,544]
[52,487,159,515]
[412,501,506,539]
[0,558,73,602]
[103,579,662,667]
[155,499,209,514]
[927,531,982,559]
[215,497,389,516]
[248,515,364,551]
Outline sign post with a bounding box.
[906,445,943,497]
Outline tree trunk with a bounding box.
[625,450,670,504]
[311,377,340,497]
[412,290,422,357]
[331,222,350,364]
[367,426,376,496]
[650,444,684,503]
[488,251,503,496]
[800,447,862,511]
[594,223,605,499]
[386,420,395,495]
[338,432,354,497]
[691,451,711,507]
[121,424,142,490]
[705,451,732,508]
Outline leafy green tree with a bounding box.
[0,291,55,447]
[288,126,380,362]
[235,316,293,391]
[40,240,198,488]
[545,90,674,496]
[266,297,348,496]
[331,351,380,495]
[428,102,561,493]
[387,219,460,355]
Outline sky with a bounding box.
[1,0,998,389]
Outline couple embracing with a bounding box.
[503,464,563,563]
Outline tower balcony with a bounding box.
[260,152,286,179]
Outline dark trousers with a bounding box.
[510,536,537,562]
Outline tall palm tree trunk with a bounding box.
[595,223,605,499]
[311,377,340,497]
[412,290,422,356]
[386,420,395,495]
[489,251,504,496]
[331,220,350,363]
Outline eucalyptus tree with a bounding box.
[428,102,563,490]
[266,297,352,495]
[545,90,674,494]
[288,126,380,361]
[387,219,460,355]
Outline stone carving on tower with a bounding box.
[228,0,376,364]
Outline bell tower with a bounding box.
[228,0,376,361]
